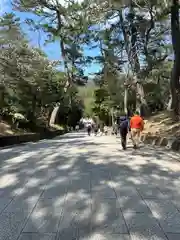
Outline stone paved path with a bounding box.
[1,132,180,240]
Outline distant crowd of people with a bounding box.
[86,122,108,136]
[76,111,144,150]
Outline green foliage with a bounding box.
[7,0,180,125]
[0,12,83,130]
[13,0,90,88]
[78,82,97,117]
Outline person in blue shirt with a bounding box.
[119,114,130,150]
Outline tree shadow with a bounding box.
[0,132,180,239]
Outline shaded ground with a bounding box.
[144,111,180,137]
[0,132,180,239]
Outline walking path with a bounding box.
[0,132,180,240]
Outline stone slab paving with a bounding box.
[1,132,180,240]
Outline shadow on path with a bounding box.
[0,132,180,239]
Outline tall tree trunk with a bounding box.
[111,108,114,126]
[0,85,5,117]
[56,10,72,93]
[119,6,149,115]
[129,5,149,116]
[124,83,128,115]
[53,10,72,126]
[136,81,148,116]
[49,105,59,126]
[168,0,180,117]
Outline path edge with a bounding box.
[140,133,180,152]
[0,129,68,148]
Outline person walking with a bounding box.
[75,125,79,131]
[99,122,104,136]
[113,122,118,136]
[87,122,92,136]
[119,114,129,150]
[130,111,144,149]
[104,125,108,135]
[94,123,98,136]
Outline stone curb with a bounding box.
[0,129,68,148]
[140,133,180,152]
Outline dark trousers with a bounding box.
[87,127,91,135]
[94,128,98,135]
[120,129,128,149]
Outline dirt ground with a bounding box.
[0,121,27,136]
[144,111,180,138]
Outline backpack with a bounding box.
[119,117,129,130]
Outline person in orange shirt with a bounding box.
[130,111,144,149]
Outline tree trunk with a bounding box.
[167,95,173,111]
[168,0,180,117]
[56,9,72,93]
[0,86,5,116]
[119,6,149,115]
[49,105,59,126]
[136,81,149,116]
[124,85,128,115]
[129,4,149,115]
[111,108,114,126]
[169,60,180,116]
[32,94,37,119]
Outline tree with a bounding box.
[10,0,180,125]
[13,0,88,90]
[0,12,83,129]
[83,0,173,116]
[169,0,180,117]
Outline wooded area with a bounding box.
[0,0,180,132]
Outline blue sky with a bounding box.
[1,0,101,76]
[2,1,171,76]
